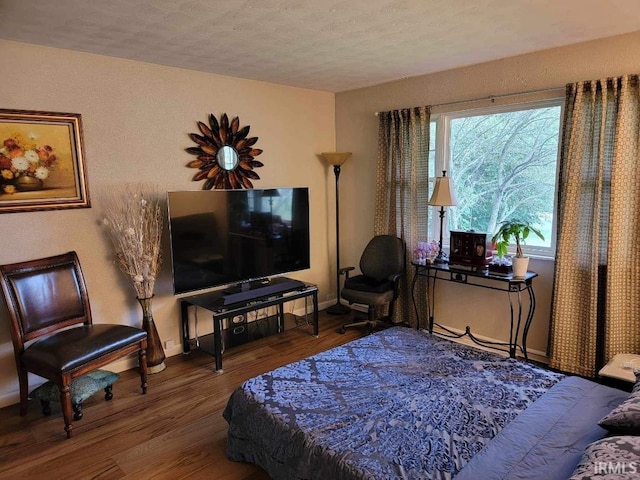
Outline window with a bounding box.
[429,99,563,257]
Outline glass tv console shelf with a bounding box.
[180,279,318,371]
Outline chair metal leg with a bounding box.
[340,318,372,331]
[340,305,391,333]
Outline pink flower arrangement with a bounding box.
[414,240,439,264]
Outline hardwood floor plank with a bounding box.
[0,312,367,479]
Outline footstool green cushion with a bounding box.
[30,370,120,406]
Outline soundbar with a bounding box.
[220,277,306,306]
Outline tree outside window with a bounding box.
[431,101,562,255]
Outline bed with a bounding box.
[223,327,630,479]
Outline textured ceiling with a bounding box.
[1,0,639,92]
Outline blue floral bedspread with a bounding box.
[224,327,563,479]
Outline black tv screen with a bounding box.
[167,188,310,295]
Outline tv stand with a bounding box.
[220,277,306,305]
[180,279,318,371]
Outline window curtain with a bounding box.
[374,106,431,326]
[549,74,640,377]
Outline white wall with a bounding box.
[0,40,336,407]
[335,31,640,359]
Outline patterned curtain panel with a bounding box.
[549,75,640,377]
[374,106,431,327]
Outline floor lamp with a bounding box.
[428,170,458,264]
[322,152,352,315]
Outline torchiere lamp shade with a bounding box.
[321,152,352,166]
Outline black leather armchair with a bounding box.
[339,235,405,333]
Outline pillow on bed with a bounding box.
[569,436,640,479]
[599,373,640,434]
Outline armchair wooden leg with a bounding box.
[60,382,74,439]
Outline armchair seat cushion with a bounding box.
[23,324,147,373]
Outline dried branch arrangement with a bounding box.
[101,183,163,299]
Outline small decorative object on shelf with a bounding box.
[414,240,439,264]
[101,183,166,373]
[488,255,513,275]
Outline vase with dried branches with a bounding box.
[102,183,166,373]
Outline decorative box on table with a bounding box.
[449,231,492,267]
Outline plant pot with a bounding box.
[512,256,529,278]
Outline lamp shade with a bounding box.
[428,176,458,207]
[321,152,352,166]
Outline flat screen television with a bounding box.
[167,187,310,295]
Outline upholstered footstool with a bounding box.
[29,370,120,421]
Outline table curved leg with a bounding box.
[411,266,421,330]
[506,290,516,359]
[427,269,437,333]
[522,285,536,360]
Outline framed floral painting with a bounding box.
[0,109,90,213]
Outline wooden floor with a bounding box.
[0,311,367,480]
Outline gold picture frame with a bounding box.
[0,109,90,213]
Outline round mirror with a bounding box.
[217,145,239,171]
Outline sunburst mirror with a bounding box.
[185,113,263,189]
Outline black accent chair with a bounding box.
[339,235,405,333]
[0,251,148,438]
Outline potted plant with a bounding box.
[491,220,544,278]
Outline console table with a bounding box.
[411,262,537,359]
[181,282,318,371]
